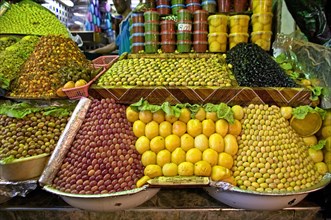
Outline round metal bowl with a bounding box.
[204,173,331,210]
[43,185,159,212]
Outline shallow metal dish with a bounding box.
[43,185,159,212]
[204,173,331,210]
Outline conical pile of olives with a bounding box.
[10,35,94,98]
[232,104,323,192]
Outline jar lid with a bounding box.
[131,42,145,46]
[130,23,144,27]
[201,0,216,6]
[187,3,201,6]
[171,4,185,8]
[208,14,228,21]
[130,33,145,37]
[156,5,171,9]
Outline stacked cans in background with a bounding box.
[156,0,171,15]
[176,9,192,53]
[130,13,145,53]
[201,0,216,14]
[208,14,228,52]
[186,0,201,12]
[193,9,208,52]
[144,11,160,53]
[160,18,176,52]
[171,0,185,15]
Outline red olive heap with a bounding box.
[52,98,144,194]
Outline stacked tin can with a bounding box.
[129,13,145,53]
[192,9,208,52]
[171,0,185,15]
[201,0,216,14]
[185,0,201,12]
[160,19,176,53]
[176,9,193,53]
[250,0,273,50]
[208,14,228,52]
[228,14,250,49]
[144,11,160,54]
[156,0,171,16]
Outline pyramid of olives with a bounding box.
[232,104,323,192]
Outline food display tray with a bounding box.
[90,53,313,107]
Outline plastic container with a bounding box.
[129,23,144,33]
[177,9,192,21]
[131,13,144,23]
[131,42,145,54]
[193,21,209,32]
[177,31,192,41]
[145,31,160,42]
[92,55,119,69]
[177,40,192,52]
[161,31,176,42]
[161,41,176,53]
[208,32,227,52]
[193,41,208,52]
[160,19,176,32]
[250,31,272,50]
[171,4,185,15]
[193,31,208,42]
[130,33,145,44]
[144,10,160,21]
[177,20,192,31]
[186,3,201,12]
[172,0,185,4]
[217,0,231,13]
[156,5,171,15]
[251,0,273,13]
[251,13,273,32]
[234,0,248,12]
[229,33,249,49]
[144,21,160,32]
[208,14,228,33]
[229,14,250,33]
[145,42,159,53]
[193,9,209,21]
[201,0,217,14]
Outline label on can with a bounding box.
[177,23,192,31]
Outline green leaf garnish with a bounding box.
[310,140,326,151]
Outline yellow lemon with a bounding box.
[165,134,181,152]
[280,106,292,120]
[181,133,194,151]
[152,110,165,123]
[145,121,159,140]
[209,133,225,153]
[202,119,215,137]
[165,114,178,123]
[323,111,331,126]
[325,136,331,151]
[194,134,209,152]
[178,161,194,176]
[162,163,178,176]
[75,79,87,87]
[231,105,244,120]
[206,111,218,122]
[202,148,218,166]
[224,134,238,156]
[139,110,153,124]
[228,119,242,136]
[321,125,331,139]
[141,150,156,166]
[56,87,67,97]
[315,162,328,175]
[171,147,186,165]
[186,148,202,164]
[194,160,211,177]
[208,35,217,44]
[135,136,150,154]
[187,119,202,137]
[136,175,151,188]
[308,148,323,163]
[150,136,165,153]
[179,108,191,123]
[215,119,229,137]
[195,107,206,121]
[132,120,145,137]
[159,121,172,138]
[126,106,139,123]
[211,165,231,181]
[144,164,162,178]
[302,135,318,146]
[218,152,234,169]
[156,149,171,167]
[210,17,221,26]
[63,81,75,89]
[172,120,187,137]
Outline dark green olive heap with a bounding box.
[97,54,234,87]
[0,0,69,37]
[0,35,40,90]
[232,104,323,192]
[0,36,20,52]
[52,98,144,195]
[10,35,94,98]
[0,112,70,160]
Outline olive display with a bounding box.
[10,35,94,98]
[0,112,70,160]
[52,98,144,194]
[232,104,323,192]
[0,0,69,37]
[226,43,298,87]
[97,54,234,87]
[0,36,20,52]
[0,35,40,90]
